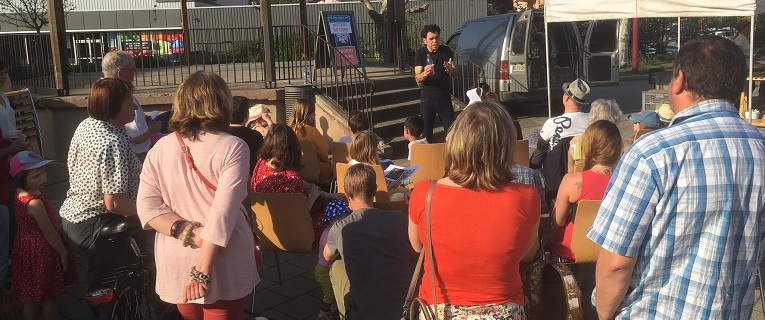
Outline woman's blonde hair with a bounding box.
[445,101,517,190]
[581,120,623,170]
[169,72,232,141]
[289,98,315,137]
[350,130,380,165]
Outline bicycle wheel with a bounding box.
[110,284,153,320]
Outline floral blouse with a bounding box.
[250,159,306,197]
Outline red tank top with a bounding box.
[547,170,611,261]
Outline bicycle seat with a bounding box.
[98,217,142,241]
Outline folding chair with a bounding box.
[409,143,446,185]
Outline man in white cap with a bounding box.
[102,51,161,161]
[537,79,591,150]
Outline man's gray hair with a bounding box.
[102,51,134,78]
[588,99,622,125]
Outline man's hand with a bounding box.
[423,64,434,75]
[444,58,456,75]
[8,137,28,153]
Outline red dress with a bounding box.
[11,194,78,302]
[250,159,326,239]
[547,170,611,261]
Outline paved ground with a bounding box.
[27,70,765,319]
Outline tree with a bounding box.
[0,0,74,33]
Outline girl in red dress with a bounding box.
[9,151,78,319]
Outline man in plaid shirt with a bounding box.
[587,36,765,319]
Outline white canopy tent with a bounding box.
[541,0,765,116]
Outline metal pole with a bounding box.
[544,19,552,118]
[631,18,638,72]
[181,0,191,65]
[261,0,276,86]
[749,15,755,119]
[46,0,68,96]
[300,0,308,60]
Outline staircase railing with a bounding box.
[450,49,485,104]
[299,25,375,118]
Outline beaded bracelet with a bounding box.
[189,266,212,284]
[180,221,202,247]
[170,219,187,239]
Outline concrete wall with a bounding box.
[315,94,351,147]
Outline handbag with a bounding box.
[524,259,585,320]
[175,132,264,267]
[401,180,438,320]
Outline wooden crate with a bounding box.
[642,89,669,111]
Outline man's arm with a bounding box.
[595,248,637,320]
[415,65,434,84]
[130,120,161,145]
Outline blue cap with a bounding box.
[628,111,661,129]
[322,200,351,224]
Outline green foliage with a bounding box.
[619,52,675,74]
[273,32,303,61]
[231,40,264,62]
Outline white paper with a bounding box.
[151,110,159,121]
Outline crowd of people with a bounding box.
[0,23,760,320]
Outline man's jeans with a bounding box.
[0,205,9,285]
[420,95,455,143]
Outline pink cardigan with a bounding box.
[137,132,259,304]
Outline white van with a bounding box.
[446,10,620,104]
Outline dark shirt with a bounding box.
[414,45,454,99]
[228,125,263,175]
[327,208,411,320]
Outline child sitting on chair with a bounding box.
[404,115,427,161]
[315,200,351,320]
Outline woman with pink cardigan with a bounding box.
[137,72,258,319]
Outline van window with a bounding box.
[589,20,618,52]
[510,20,527,55]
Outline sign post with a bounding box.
[315,11,367,77]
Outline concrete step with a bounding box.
[372,87,421,106]
[370,101,421,124]
[371,75,416,92]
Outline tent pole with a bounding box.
[677,17,681,47]
[545,18,552,117]
[749,14,755,120]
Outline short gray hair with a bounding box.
[588,99,622,125]
[101,51,134,78]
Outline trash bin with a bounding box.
[285,84,315,121]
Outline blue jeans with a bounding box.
[0,205,8,285]
[420,95,455,143]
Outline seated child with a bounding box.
[404,115,427,161]
[315,200,351,320]
[657,104,675,127]
[246,104,273,138]
[628,110,661,141]
[339,112,370,143]
[324,164,411,319]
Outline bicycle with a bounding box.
[84,217,181,320]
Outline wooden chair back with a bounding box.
[331,142,351,164]
[571,200,602,263]
[6,89,43,156]
[336,162,390,202]
[409,143,446,185]
[573,161,585,172]
[298,140,321,183]
[633,129,653,141]
[247,192,317,253]
[514,139,530,167]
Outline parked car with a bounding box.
[446,10,620,105]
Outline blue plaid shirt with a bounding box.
[513,163,548,213]
[587,99,765,319]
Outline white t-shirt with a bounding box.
[124,96,151,154]
[407,138,428,160]
[735,34,750,58]
[539,112,589,149]
[0,92,17,139]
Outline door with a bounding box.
[583,20,620,86]
[503,10,532,94]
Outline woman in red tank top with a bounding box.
[548,120,624,261]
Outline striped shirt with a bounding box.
[587,99,765,319]
[512,163,548,214]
